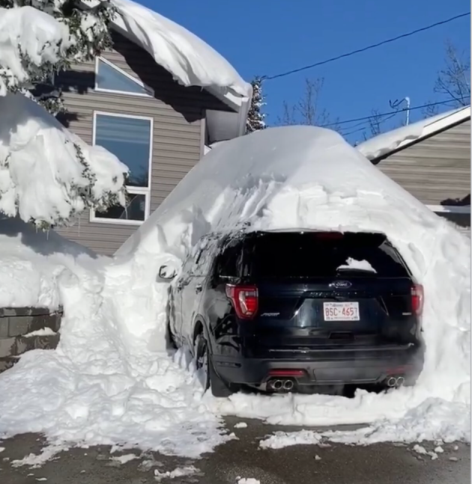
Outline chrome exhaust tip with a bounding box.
[283,379,294,391]
[396,376,405,387]
[271,379,283,391]
[387,376,398,387]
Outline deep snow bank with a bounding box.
[0,216,98,308]
[116,125,470,439]
[0,126,469,458]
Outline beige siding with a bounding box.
[55,33,229,255]
[376,120,471,207]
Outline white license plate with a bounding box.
[323,302,360,321]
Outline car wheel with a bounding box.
[194,331,238,398]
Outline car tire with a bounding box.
[194,331,238,398]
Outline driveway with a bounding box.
[0,418,469,484]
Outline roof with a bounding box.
[357,105,471,162]
[84,0,252,143]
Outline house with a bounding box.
[53,0,251,255]
[358,106,471,234]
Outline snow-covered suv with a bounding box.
[162,230,425,397]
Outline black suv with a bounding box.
[161,230,424,397]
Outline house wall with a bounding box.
[55,32,229,255]
[375,119,471,230]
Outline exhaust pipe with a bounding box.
[396,376,405,387]
[270,379,283,391]
[283,379,294,391]
[387,376,398,387]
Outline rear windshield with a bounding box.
[250,232,410,278]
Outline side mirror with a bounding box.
[158,265,177,281]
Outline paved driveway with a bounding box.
[0,418,469,484]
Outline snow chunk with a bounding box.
[260,430,323,449]
[337,257,376,273]
[109,453,138,464]
[23,328,57,338]
[234,422,248,429]
[11,445,66,468]
[0,93,127,226]
[154,465,198,481]
[237,479,260,484]
[111,0,251,99]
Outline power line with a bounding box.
[321,98,471,128]
[262,12,470,81]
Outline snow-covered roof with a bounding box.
[108,0,252,142]
[357,105,471,161]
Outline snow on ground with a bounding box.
[0,126,469,462]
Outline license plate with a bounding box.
[323,302,360,321]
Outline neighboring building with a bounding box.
[358,107,471,234]
[53,1,251,255]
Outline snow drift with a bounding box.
[0,216,98,309]
[0,126,469,458]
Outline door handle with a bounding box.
[195,284,203,293]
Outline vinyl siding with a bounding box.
[55,32,230,255]
[375,119,470,207]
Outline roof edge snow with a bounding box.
[358,106,471,162]
[79,0,251,142]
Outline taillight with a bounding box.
[226,284,258,320]
[411,284,424,316]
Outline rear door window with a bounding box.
[214,237,244,278]
[251,232,409,278]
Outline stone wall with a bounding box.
[0,307,62,372]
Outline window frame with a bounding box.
[94,57,154,98]
[90,111,153,226]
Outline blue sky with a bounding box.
[141,0,470,141]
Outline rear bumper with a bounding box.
[212,345,423,386]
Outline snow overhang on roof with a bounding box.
[108,0,251,143]
[357,105,471,162]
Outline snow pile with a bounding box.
[0,216,98,308]
[116,125,470,443]
[0,126,469,459]
[111,0,251,99]
[0,93,127,226]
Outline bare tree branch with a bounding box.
[277,78,341,132]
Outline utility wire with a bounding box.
[262,12,470,81]
[321,98,471,128]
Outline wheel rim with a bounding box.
[195,335,210,391]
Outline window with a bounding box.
[95,57,153,96]
[91,112,152,225]
[251,232,409,278]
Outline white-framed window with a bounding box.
[94,57,154,97]
[91,111,153,225]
